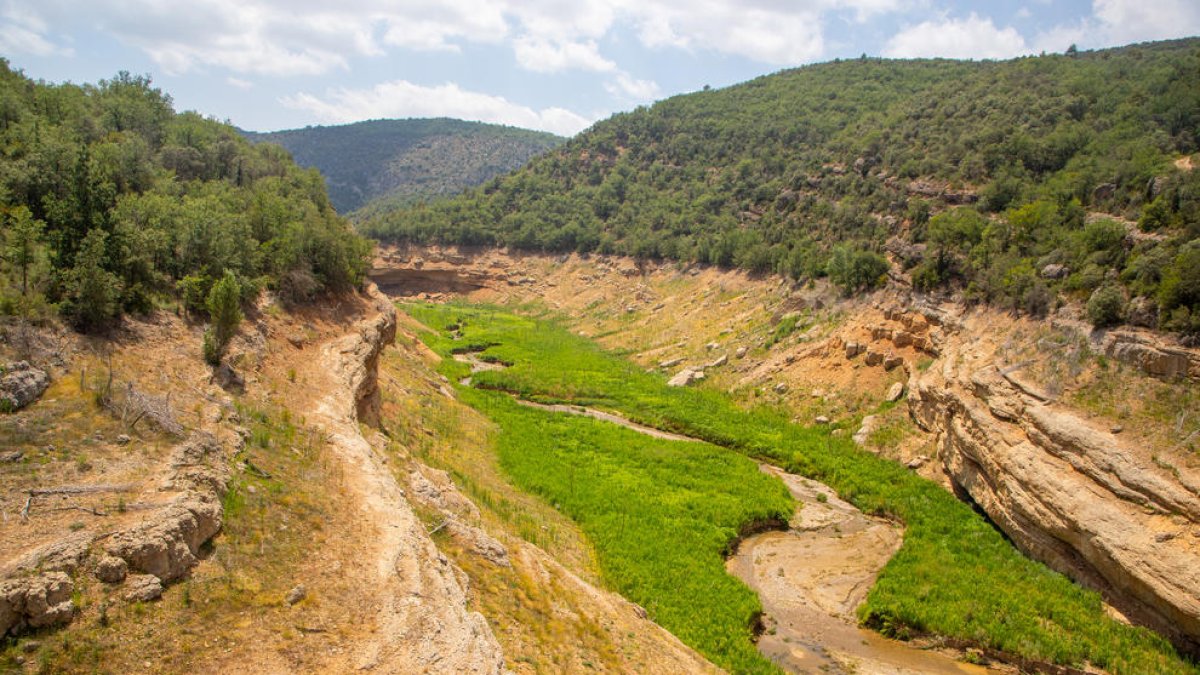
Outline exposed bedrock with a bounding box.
[910,356,1200,656]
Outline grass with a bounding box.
[407,301,1196,675]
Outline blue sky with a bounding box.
[2,0,1198,136]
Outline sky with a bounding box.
[2,0,1198,137]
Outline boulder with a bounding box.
[735,346,748,359]
[95,556,128,584]
[814,416,830,425]
[886,382,905,403]
[667,369,703,387]
[285,584,307,605]
[1041,264,1070,280]
[892,331,913,348]
[773,382,789,394]
[883,355,904,371]
[845,342,864,359]
[0,573,74,635]
[106,497,222,583]
[123,574,164,603]
[864,351,884,367]
[0,362,49,412]
[1127,296,1158,329]
[853,415,881,446]
[706,354,728,369]
[658,357,684,369]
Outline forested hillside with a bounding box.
[0,62,370,331]
[242,119,564,216]
[363,39,1200,338]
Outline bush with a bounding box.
[1087,284,1126,328]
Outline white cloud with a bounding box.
[281,80,595,136]
[226,76,253,90]
[604,72,660,101]
[884,13,1029,59]
[513,37,615,73]
[0,3,71,57]
[1091,0,1200,44]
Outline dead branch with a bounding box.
[52,505,107,516]
[427,519,450,536]
[27,484,135,496]
[20,494,32,520]
[243,459,273,479]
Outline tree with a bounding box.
[203,270,242,364]
[64,229,122,331]
[6,206,44,296]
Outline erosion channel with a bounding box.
[455,350,995,674]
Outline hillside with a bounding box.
[242,119,564,216]
[0,62,370,332]
[362,39,1200,338]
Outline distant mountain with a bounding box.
[241,119,565,216]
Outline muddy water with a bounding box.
[728,465,996,674]
[455,365,996,673]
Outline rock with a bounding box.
[735,346,748,359]
[123,574,164,603]
[814,416,830,425]
[285,584,307,605]
[883,355,904,371]
[0,450,23,463]
[905,455,929,469]
[1105,336,1194,380]
[625,305,637,314]
[658,357,684,369]
[95,556,128,584]
[1111,424,1124,434]
[705,342,720,351]
[892,331,913,348]
[886,382,905,403]
[0,362,50,412]
[864,351,884,367]
[911,362,1200,655]
[1041,263,1070,279]
[1127,296,1158,329]
[0,572,75,635]
[1155,532,1176,544]
[845,342,864,359]
[20,640,39,653]
[810,388,824,399]
[773,382,789,394]
[106,498,222,583]
[853,415,881,446]
[116,434,131,446]
[286,333,306,348]
[211,362,244,393]
[1093,182,1117,201]
[667,369,703,387]
[706,354,728,369]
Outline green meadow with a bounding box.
[408,301,1195,675]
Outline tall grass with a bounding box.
[408,302,1196,674]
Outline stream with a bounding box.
[454,351,996,674]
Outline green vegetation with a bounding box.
[202,270,243,364]
[409,302,1195,674]
[367,40,1200,336]
[0,63,370,331]
[242,118,564,216]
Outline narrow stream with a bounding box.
[453,351,997,674]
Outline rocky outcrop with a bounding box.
[0,573,74,634]
[105,433,229,584]
[0,361,49,411]
[910,355,1200,656]
[1102,331,1198,380]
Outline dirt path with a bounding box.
[472,376,994,673]
[305,291,506,673]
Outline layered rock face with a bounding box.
[910,345,1200,656]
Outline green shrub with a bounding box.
[1088,284,1126,328]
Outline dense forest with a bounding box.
[242,119,563,216]
[362,39,1200,338]
[0,62,370,331]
